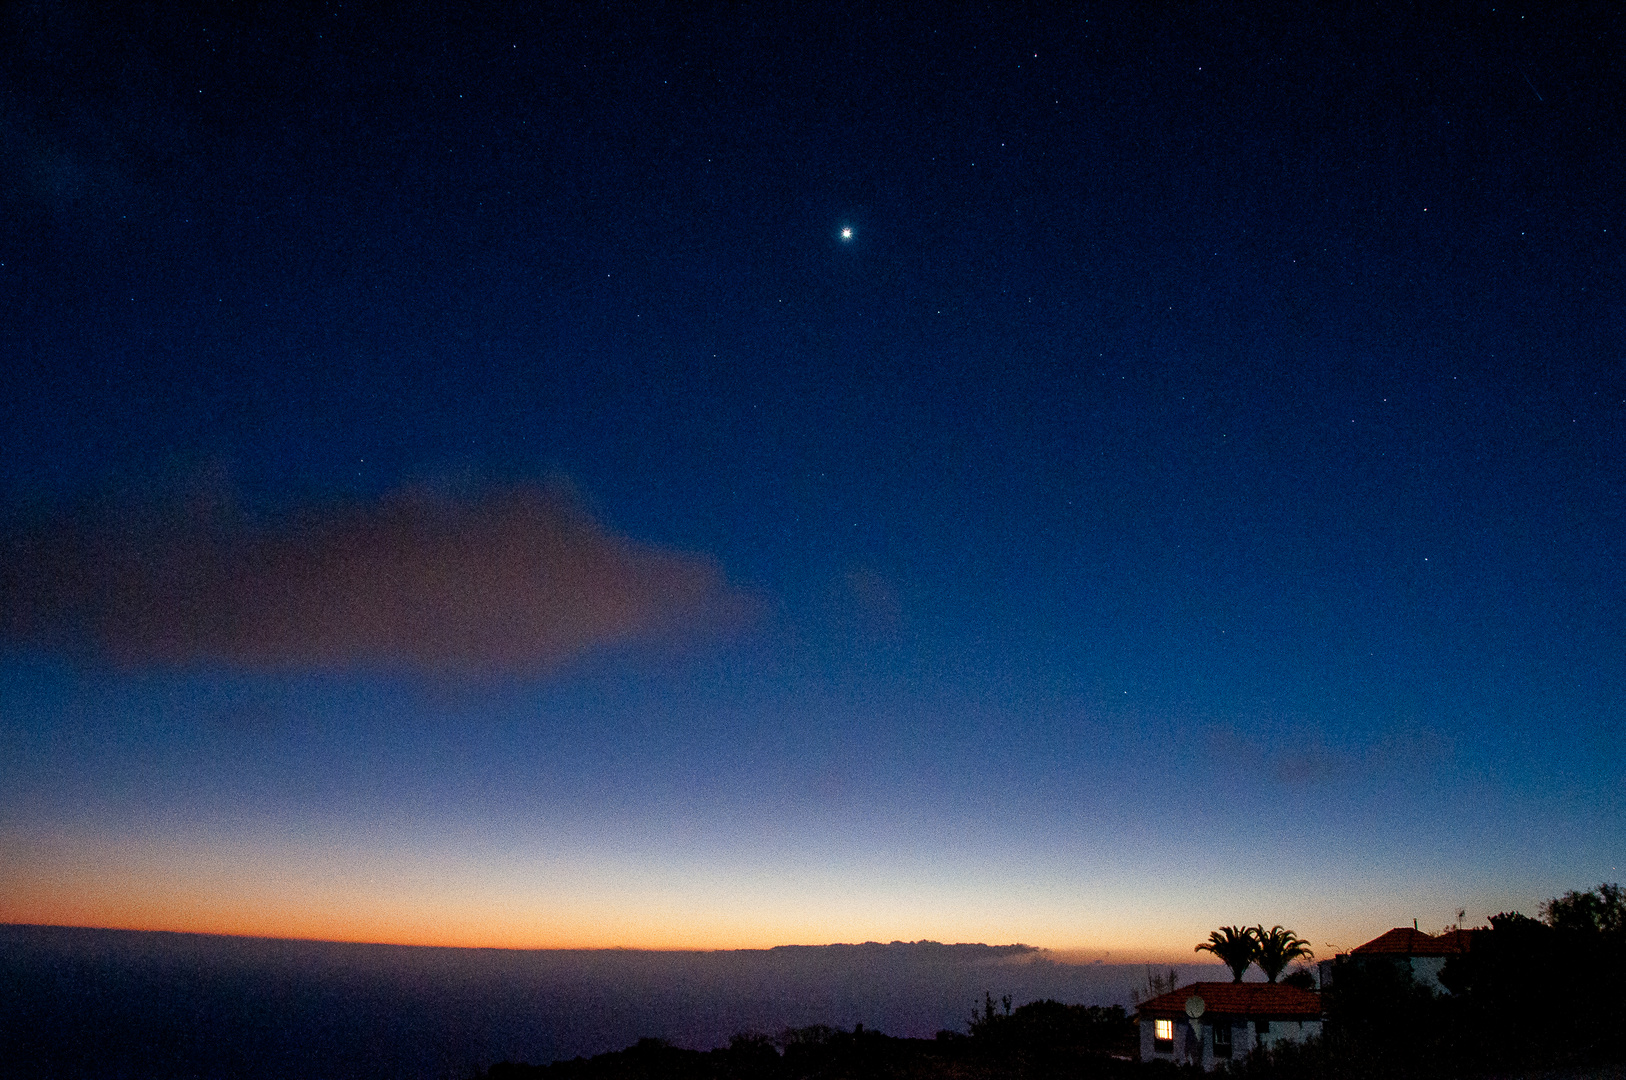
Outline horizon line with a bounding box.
[2,921,1240,964]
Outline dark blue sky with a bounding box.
[2,1,1621,952]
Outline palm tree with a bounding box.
[1195,926,1259,982]
[1253,925,1314,983]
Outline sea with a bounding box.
[1,924,1221,1078]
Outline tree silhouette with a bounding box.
[1540,883,1624,939]
[1128,966,1181,1005]
[1254,925,1314,983]
[1195,926,1259,982]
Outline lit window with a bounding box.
[1154,1018,1174,1046]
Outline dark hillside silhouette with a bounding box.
[486,1014,1154,1080]
[967,994,1137,1059]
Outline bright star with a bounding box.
[840,227,853,241]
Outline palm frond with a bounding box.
[1254,924,1314,982]
[1194,925,1259,982]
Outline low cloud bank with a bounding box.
[0,487,748,673]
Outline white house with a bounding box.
[1136,982,1323,1070]
[1318,926,1478,994]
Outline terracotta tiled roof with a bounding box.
[1349,927,1474,956]
[1136,982,1323,1018]
[1434,929,1479,952]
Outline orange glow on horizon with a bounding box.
[0,908,1225,963]
[1,855,1203,958]
[1,876,1208,958]
[0,827,1407,960]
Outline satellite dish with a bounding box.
[1185,995,1206,1019]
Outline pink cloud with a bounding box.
[1,487,749,673]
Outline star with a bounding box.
[840,227,853,241]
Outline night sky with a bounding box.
[2,2,1622,957]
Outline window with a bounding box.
[1214,1022,1232,1058]
[1256,1019,1270,1037]
[1154,1018,1174,1051]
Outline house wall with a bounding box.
[1408,955,1450,993]
[1141,1016,1199,1065]
[1140,1015,1174,1063]
[1140,1016,1321,1071]
[1257,1017,1322,1052]
[1323,954,1453,994]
